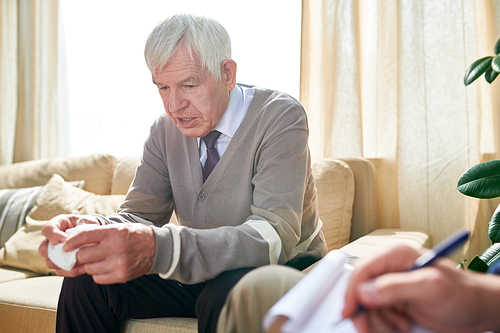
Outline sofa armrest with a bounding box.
[340,228,432,263]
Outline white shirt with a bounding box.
[198,84,254,166]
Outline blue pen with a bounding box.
[411,228,470,270]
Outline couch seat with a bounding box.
[0,276,62,332]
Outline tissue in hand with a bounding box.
[47,224,100,271]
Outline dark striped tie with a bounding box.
[202,130,221,181]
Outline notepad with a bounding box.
[263,250,434,333]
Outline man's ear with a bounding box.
[221,59,237,91]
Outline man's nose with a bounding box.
[169,88,187,113]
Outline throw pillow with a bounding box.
[0,217,55,274]
[0,186,44,248]
[30,174,124,220]
[0,180,84,248]
[0,174,125,274]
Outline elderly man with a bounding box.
[38,14,326,333]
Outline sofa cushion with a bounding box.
[312,159,354,251]
[111,156,140,195]
[30,174,125,221]
[0,276,62,333]
[340,228,432,262]
[0,275,198,333]
[0,174,125,275]
[0,154,117,195]
[0,178,84,249]
[0,185,44,248]
[0,266,39,283]
[0,217,57,275]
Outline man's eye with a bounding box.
[160,86,169,90]
[184,85,196,89]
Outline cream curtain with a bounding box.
[0,0,63,165]
[301,0,500,261]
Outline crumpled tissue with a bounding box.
[48,224,100,271]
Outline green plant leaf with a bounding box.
[489,206,500,243]
[492,55,500,73]
[480,242,500,264]
[495,37,500,55]
[467,255,489,272]
[457,160,500,199]
[464,56,493,85]
[485,67,499,83]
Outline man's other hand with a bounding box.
[39,215,156,284]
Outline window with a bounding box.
[61,0,302,157]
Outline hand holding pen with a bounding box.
[339,229,500,333]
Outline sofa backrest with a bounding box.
[0,154,379,251]
[0,154,117,195]
[112,156,379,251]
[110,156,141,195]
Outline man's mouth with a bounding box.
[180,117,195,122]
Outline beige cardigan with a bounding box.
[100,85,327,284]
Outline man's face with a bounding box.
[152,44,234,138]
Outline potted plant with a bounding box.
[458,37,500,272]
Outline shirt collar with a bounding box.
[197,84,244,146]
[213,84,244,139]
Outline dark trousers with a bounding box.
[56,267,254,333]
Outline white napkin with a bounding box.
[48,224,100,271]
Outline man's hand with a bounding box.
[39,214,156,284]
[342,244,500,333]
[39,214,100,277]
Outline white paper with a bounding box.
[263,250,355,333]
[263,250,434,333]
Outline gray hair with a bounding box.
[144,14,232,81]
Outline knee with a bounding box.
[60,274,96,295]
[226,265,304,312]
[216,266,304,333]
[233,265,303,300]
[59,274,108,308]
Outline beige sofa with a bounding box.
[0,154,431,333]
